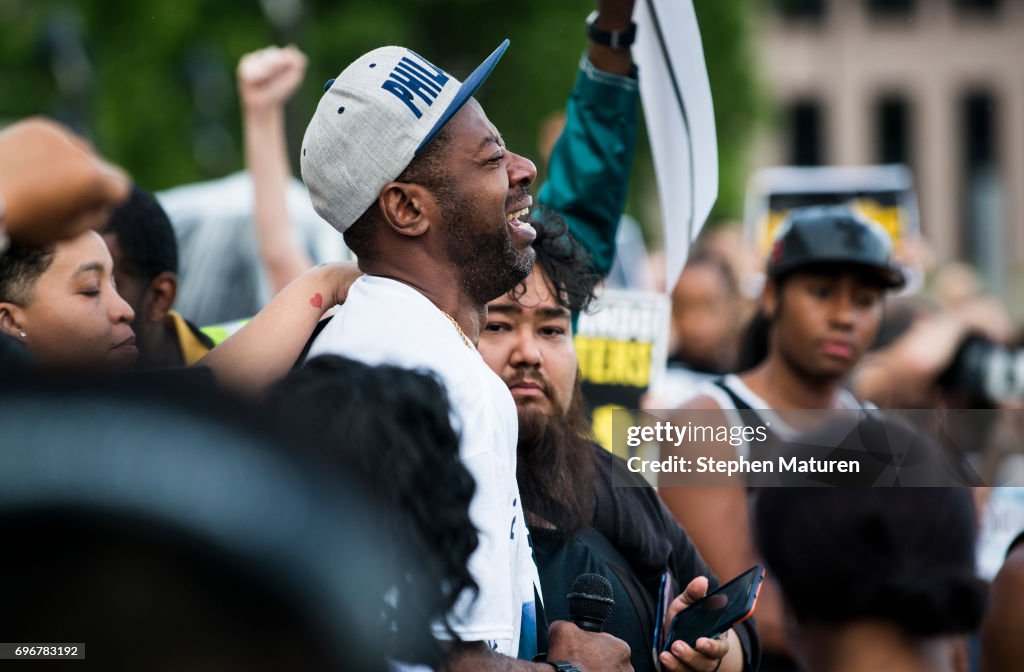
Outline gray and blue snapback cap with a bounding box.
[301,40,510,234]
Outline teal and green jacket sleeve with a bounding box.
[537,54,640,279]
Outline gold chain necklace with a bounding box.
[440,310,472,349]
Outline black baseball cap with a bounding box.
[766,205,905,289]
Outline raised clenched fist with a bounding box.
[237,44,308,111]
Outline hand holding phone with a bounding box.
[662,565,764,652]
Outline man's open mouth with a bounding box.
[507,207,530,224]
[506,207,537,241]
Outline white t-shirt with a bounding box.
[307,275,539,657]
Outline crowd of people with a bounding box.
[1,0,1022,670]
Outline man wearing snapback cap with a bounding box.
[660,205,906,672]
[300,42,631,671]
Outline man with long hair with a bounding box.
[478,215,760,672]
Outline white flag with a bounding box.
[634,0,718,292]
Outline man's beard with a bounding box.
[516,376,596,536]
[444,186,535,305]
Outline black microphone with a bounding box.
[567,573,615,633]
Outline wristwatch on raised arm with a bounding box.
[547,661,582,672]
[585,10,637,50]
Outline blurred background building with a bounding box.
[752,0,1024,317]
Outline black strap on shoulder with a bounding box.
[711,379,772,472]
[294,315,334,369]
[712,378,754,412]
[184,316,216,350]
[578,526,656,649]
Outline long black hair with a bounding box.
[515,206,601,314]
[266,355,478,666]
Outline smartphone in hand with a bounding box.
[662,565,765,650]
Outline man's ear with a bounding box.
[378,182,438,238]
[144,272,177,323]
[0,303,26,339]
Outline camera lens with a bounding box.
[941,334,1024,407]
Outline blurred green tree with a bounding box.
[0,0,761,226]
[694,0,764,223]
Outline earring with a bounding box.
[18,331,26,339]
